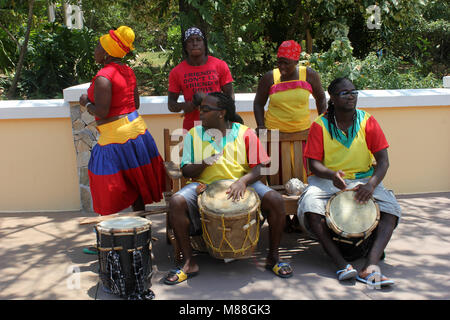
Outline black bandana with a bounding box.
[184,27,204,41]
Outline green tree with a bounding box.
[0,0,36,99]
[1,0,445,99]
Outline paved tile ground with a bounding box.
[1,192,449,301]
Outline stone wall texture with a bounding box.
[70,103,99,212]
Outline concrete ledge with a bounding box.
[0,99,69,119]
[0,84,449,120]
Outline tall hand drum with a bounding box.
[95,216,154,300]
[198,180,262,260]
[325,190,380,247]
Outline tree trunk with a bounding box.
[7,0,35,100]
[303,12,313,54]
[287,5,302,40]
[306,28,313,54]
[0,22,20,53]
[178,0,207,35]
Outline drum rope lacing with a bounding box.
[106,233,126,297]
[200,207,261,257]
[128,228,155,300]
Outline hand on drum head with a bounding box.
[226,179,246,202]
[332,170,347,190]
[353,183,375,204]
[196,183,207,195]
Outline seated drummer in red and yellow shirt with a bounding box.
[297,77,401,288]
[164,92,293,285]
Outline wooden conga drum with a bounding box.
[198,180,262,260]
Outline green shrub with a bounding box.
[5,24,99,99]
[134,62,171,96]
[306,37,442,90]
[0,33,16,73]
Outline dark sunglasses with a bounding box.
[337,90,359,97]
[200,105,223,112]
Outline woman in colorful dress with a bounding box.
[79,26,166,216]
[297,77,401,288]
[168,27,234,132]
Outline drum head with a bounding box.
[198,180,259,216]
[326,190,379,237]
[97,216,151,233]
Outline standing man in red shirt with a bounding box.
[168,27,235,132]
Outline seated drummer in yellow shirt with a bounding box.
[164,92,292,285]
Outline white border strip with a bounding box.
[0,84,448,120]
[0,99,70,119]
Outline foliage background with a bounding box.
[0,0,448,99]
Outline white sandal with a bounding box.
[356,271,394,288]
[336,264,357,281]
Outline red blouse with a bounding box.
[87,62,137,119]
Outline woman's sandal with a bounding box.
[83,246,98,255]
[265,262,293,278]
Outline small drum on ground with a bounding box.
[95,216,154,300]
[325,189,380,248]
[198,180,262,260]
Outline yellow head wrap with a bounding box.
[100,26,135,58]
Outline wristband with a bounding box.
[85,102,95,115]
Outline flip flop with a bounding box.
[356,271,394,289]
[336,264,357,281]
[83,246,98,255]
[164,268,198,285]
[266,262,293,278]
